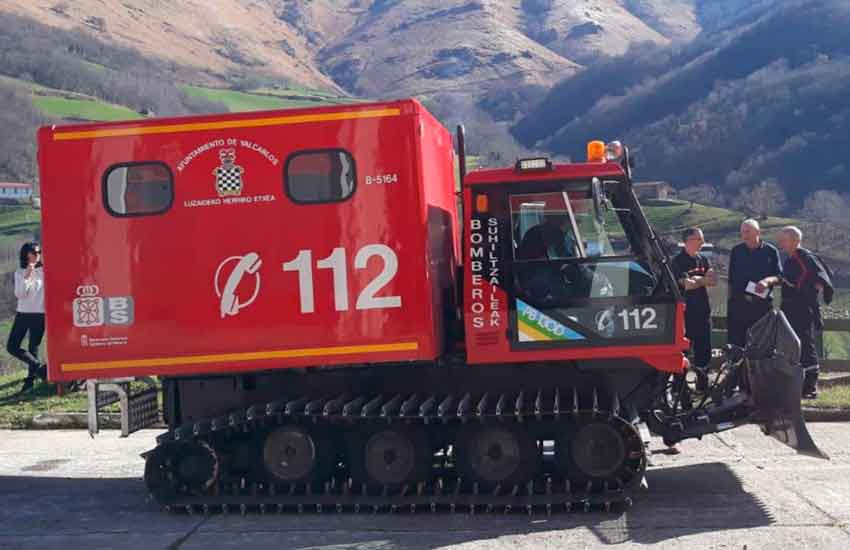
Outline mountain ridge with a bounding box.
[1,1,730,97]
[2,0,847,207]
[512,0,850,203]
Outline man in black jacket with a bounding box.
[767,226,834,398]
[672,227,716,391]
[727,219,783,349]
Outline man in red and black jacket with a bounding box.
[767,226,834,399]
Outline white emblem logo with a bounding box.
[72,285,135,328]
[215,253,262,318]
[213,148,244,197]
[595,308,616,337]
[73,285,104,328]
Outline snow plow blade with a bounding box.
[745,310,828,459]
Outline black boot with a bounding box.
[19,376,34,393]
[36,363,47,381]
[695,367,709,393]
[802,366,819,400]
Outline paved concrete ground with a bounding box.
[1,425,849,549]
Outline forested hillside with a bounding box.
[513,0,850,204]
[1,0,849,207]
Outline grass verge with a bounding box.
[806,384,850,409]
[1,365,846,429]
[0,370,157,428]
[0,371,86,428]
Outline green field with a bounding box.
[1,73,143,121]
[181,85,356,112]
[253,87,360,103]
[31,95,142,121]
[0,206,40,229]
[2,72,355,122]
[641,200,798,246]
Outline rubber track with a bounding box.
[147,387,646,515]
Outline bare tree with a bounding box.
[0,84,43,183]
[800,190,850,225]
[797,190,850,253]
[735,178,787,219]
[679,184,720,208]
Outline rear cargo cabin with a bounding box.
[37,99,459,385]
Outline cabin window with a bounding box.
[104,163,173,216]
[285,149,356,204]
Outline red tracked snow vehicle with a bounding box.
[37,99,824,513]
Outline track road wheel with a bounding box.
[556,416,645,491]
[144,441,219,501]
[144,444,179,503]
[262,425,334,483]
[456,425,540,489]
[349,428,432,488]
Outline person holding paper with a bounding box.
[727,219,782,348]
[672,227,716,392]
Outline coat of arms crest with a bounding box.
[213,148,244,197]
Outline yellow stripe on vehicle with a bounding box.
[52,108,402,141]
[61,341,419,372]
[517,320,551,342]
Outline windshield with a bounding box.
[511,189,632,260]
[510,187,655,302]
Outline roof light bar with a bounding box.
[515,157,553,172]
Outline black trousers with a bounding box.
[782,303,819,369]
[6,312,45,376]
[727,297,772,348]
[685,306,712,368]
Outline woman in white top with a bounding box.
[7,242,46,392]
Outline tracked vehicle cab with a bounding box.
[461,137,686,373]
